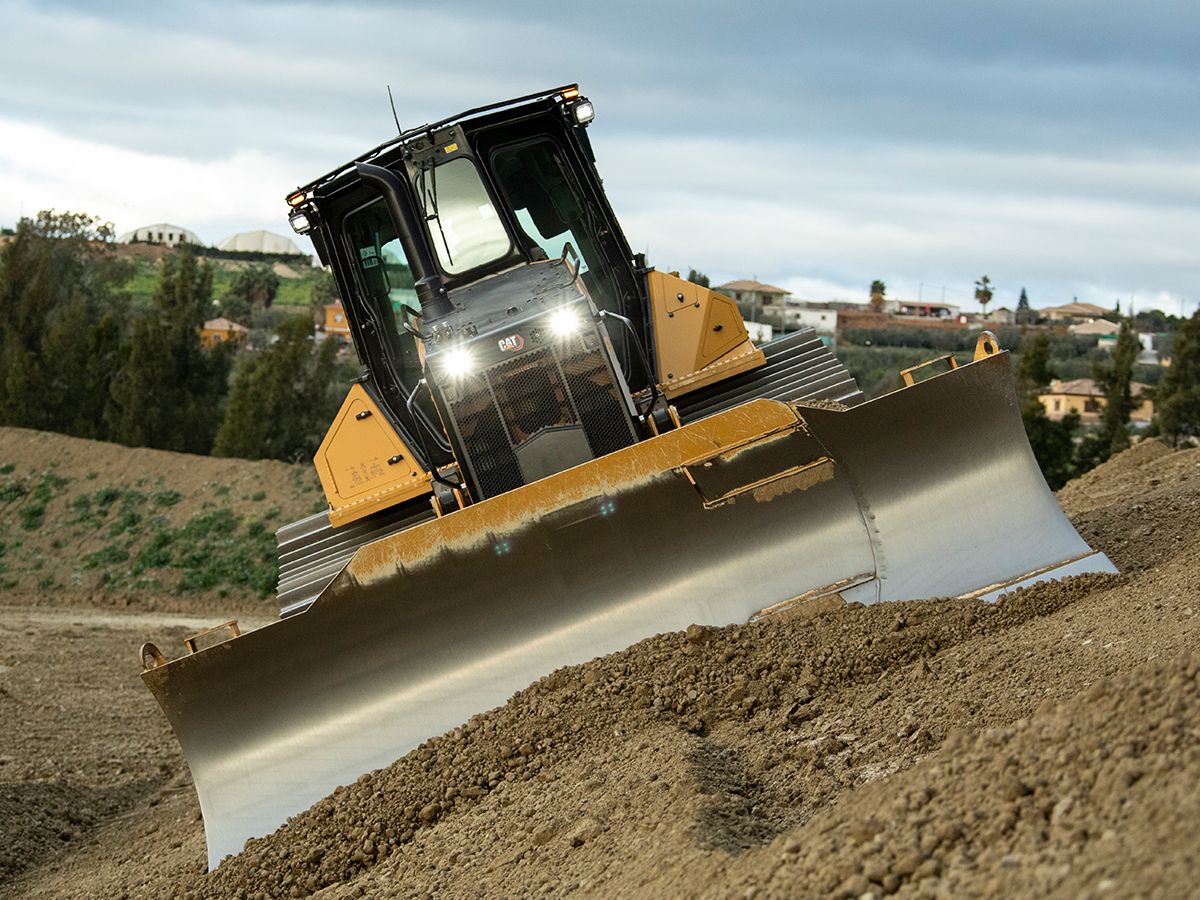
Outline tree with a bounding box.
[686,269,710,288]
[0,210,129,437]
[1016,287,1035,325]
[309,270,339,320]
[213,316,339,461]
[869,279,886,313]
[106,248,229,453]
[1017,333,1056,389]
[1154,309,1200,444]
[227,264,280,310]
[1076,319,1140,469]
[1022,398,1080,490]
[974,275,993,315]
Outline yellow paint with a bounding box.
[343,399,802,589]
[645,270,765,399]
[314,384,433,527]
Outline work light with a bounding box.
[572,100,595,125]
[442,346,474,377]
[548,307,581,337]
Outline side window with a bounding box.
[342,199,422,383]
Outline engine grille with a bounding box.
[446,334,636,500]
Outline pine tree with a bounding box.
[1016,287,1034,325]
[213,316,339,461]
[1076,320,1140,468]
[1016,332,1077,489]
[1017,333,1056,389]
[1154,309,1200,444]
[686,269,710,288]
[106,248,229,453]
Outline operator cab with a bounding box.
[288,86,652,501]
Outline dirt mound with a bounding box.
[1058,438,1200,572]
[3,437,1198,898]
[0,426,322,612]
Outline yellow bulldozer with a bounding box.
[139,85,1115,869]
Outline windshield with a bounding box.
[418,157,511,275]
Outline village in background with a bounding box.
[1,211,1196,492]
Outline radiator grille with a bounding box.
[445,335,636,500]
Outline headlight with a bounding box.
[442,346,474,377]
[548,307,581,337]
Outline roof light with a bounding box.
[286,189,307,208]
[562,86,580,99]
[571,100,594,126]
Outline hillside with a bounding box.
[0,427,323,612]
[1,433,1197,898]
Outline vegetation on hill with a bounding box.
[0,211,350,463]
[0,427,324,602]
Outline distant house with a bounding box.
[199,317,248,349]
[985,306,1016,325]
[1068,319,1120,337]
[715,279,791,322]
[322,300,351,339]
[1040,302,1111,323]
[119,223,202,247]
[218,230,304,256]
[1037,378,1153,426]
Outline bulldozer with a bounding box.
[139,84,1115,869]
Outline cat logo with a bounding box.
[498,333,525,353]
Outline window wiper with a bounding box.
[419,159,454,268]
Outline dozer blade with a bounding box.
[142,351,1113,868]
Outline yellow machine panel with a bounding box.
[646,270,765,399]
[314,384,433,527]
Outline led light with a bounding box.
[572,100,594,125]
[286,189,307,207]
[288,210,311,235]
[562,86,580,99]
[548,307,581,337]
[442,346,474,377]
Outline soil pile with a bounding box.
[2,438,1197,898]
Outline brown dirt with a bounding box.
[2,437,1198,898]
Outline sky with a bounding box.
[1,0,1197,314]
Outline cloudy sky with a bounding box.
[2,0,1197,313]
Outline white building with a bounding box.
[790,306,837,334]
[118,223,202,247]
[217,230,304,256]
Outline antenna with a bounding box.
[387,85,403,136]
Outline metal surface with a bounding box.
[275,502,434,618]
[676,328,864,423]
[144,351,1112,869]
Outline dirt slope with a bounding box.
[2,438,1198,898]
[0,426,322,612]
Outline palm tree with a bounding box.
[974,276,994,316]
[869,279,886,313]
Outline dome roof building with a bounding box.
[217,230,303,256]
[118,223,202,247]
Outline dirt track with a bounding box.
[1,435,1198,898]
